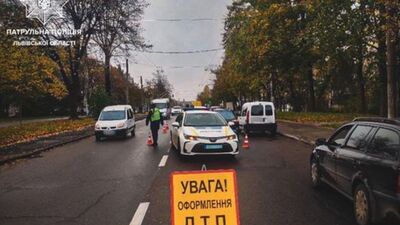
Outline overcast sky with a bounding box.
[126,0,232,101]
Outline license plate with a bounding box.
[104,130,115,136]
[205,145,223,150]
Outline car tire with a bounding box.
[131,128,135,137]
[177,137,182,155]
[170,133,176,150]
[310,158,322,188]
[270,126,277,136]
[353,184,372,225]
[95,134,102,142]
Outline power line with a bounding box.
[134,48,224,54]
[131,61,216,69]
[142,18,225,22]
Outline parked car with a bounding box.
[214,108,240,134]
[171,106,183,116]
[238,102,277,135]
[210,106,223,111]
[310,117,400,225]
[170,110,239,156]
[94,105,136,141]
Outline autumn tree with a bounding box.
[145,69,173,100]
[93,0,148,96]
[0,2,66,116]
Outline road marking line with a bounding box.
[158,155,169,167]
[129,202,150,225]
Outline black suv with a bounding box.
[310,118,400,225]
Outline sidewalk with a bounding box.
[0,116,70,128]
[278,120,335,145]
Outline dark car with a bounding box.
[310,118,400,225]
[214,109,240,134]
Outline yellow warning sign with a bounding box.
[170,170,240,225]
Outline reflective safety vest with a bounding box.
[151,108,161,122]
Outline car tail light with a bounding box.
[246,111,249,124]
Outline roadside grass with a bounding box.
[0,118,95,147]
[0,116,66,123]
[277,112,372,129]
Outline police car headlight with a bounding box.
[184,134,198,141]
[226,135,237,141]
[95,123,101,130]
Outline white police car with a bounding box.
[170,110,239,156]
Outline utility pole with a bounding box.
[125,59,130,105]
[140,76,144,112]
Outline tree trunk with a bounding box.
[104,52,112,96]
[307,64,316,112]
[288,79,301,112]
[69,58,82,119]
[386,2,397,119]
[377,34,387,116]
[356,61,367,113]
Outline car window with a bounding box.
[251,105,263,116]
[154,103,168,109]
[99,110,126,121]
[127,110,133,119]
[346,125,373,149]
[184,113,226,127]
[265,105,273,116]
[369,128,400,160]
[329,125,353,146]
[176,114,183,126]
[216,110,235,121]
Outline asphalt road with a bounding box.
[0,118,358,225]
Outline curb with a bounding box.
[278,131,314,146]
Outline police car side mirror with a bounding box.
[228,121,235,126]
[172,122,180,128]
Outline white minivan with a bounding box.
[238,102,277,135]
[95,105,136,141]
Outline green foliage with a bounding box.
[197,85,212,105]
[209,0,398,115]
[88,88,112,118]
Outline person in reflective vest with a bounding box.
[146,104,164,146]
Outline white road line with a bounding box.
[129,202,150,225]
[158,155,169,167]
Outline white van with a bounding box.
[95,105,136,141]
[238,102,277,135]
[151,98,171,119]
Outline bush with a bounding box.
[88,88,112,118]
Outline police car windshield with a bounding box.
[184,113,226,127]
[99,110,126,121]
[154,103,167,109]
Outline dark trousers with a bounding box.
[150,122,160,144]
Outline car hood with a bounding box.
[183,126,235,137]
[96,120,126,127]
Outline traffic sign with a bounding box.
[170,170,240,225]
